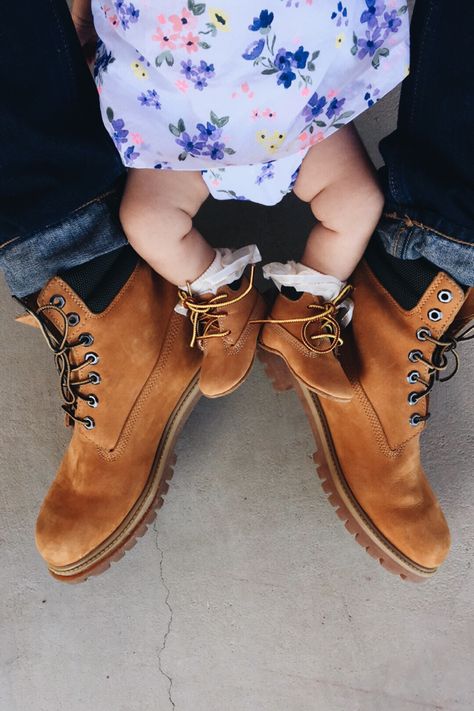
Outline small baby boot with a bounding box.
[177,245,267,398]
[259,261,353,402]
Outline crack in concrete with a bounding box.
[154,525,176,710]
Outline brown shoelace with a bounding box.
[178,264,256,348]
[251,283,353,355]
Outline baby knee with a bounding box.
[119,199,192,250]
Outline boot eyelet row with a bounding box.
[79,333,94,347]
[416,327,431,341]
[438,289,453,303]
[428,308,443,322]
[408,349,423,362]
[409,414,423,427]
[87,394,99,408]
[83,416,95,430]
[407,370,420,384]
[85,352,99,365]
[89,372,101,385]
[408,392,420,406]
[50,294,65,308]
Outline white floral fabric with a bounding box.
[92,0,409,205]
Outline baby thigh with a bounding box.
[119,169,211,284]
[293,125,384,279]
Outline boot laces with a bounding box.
[251,283,353,354]
[178,264,256,349]
[14,298,99,430]
[408,322,474,424]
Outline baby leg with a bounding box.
[119,169,214,286]
[293,124,384,281]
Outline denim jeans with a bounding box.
[1,0,473,295]
[0,0,125,296]
[377,0,474,286]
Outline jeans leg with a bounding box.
[0,0,126,292]
[377,0,474,285]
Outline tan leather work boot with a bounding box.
[178,267,266,398]
[259,287,353,402]
[19,260,201,582]
[262,260,473,580]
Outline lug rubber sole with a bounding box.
[258,346,437,582]
[48,375,201,584]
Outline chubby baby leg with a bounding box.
[293,124,384,281]
[120,168,214,286]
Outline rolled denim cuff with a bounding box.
[0,186,127,297]
[376,213,474,287]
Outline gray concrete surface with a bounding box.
[2,18,474,711]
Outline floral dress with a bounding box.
[92,1,409,205]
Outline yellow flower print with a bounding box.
[257,130,286,154]
[335,33,345,48]
[209,8,230,31]
[131,60,149,80]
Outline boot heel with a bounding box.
[258,347,294,392]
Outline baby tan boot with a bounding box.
[259,261,353,402]
[177,245,267,398]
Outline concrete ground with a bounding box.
[2,58,474,711]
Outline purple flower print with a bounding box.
[326,97,346,119]
[360,0,385,29]
[243,39,265,60]
[357,27,384,59]
[124,145,140,164]
[180,60,196,80]
[111,118,129,147]
[199,61,215,79]
[204,142,226,160]
[256,161,275,185]
[193,76,208,91]
[381,10,402,34]
[249,10,274,32]
[331,2,348,28]
[113,1,140,31]
[302,92,328,122]
[176,133,206,156]
[197,122,222,142]
[138,89,161,109]
[292,46,309,70]
[275,48,292,72]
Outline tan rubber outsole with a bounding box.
[258,346,436,582]
[48,375,201,584]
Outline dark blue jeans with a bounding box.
[0,0,473,296]
[377,0,474,286]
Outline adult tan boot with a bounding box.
[178,267,266,398]
[18,260,201,582]
[259,286,353,402]
[262,260,473,581]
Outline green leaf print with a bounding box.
[210,112,229,128]
[106,107,114,122]
[188,0,206,16]
[156,51,174,67]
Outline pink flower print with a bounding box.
[153,28,179,50]
[262,108,277,119]
[176,79,190,92]
[327,89,338,99]
[301,86,310,97]
[169,8,197,33]
[211,179,220,187]
[130,132,144,146]
[109,14,119,28]
[157,14,166,24]
[251,109,260,120]
[181,32,200,54]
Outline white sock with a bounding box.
[176,245,261,314]
[263,260,353,326]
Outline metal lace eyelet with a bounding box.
[438,290,453,304]
[416,327,431,341]
[409,414,423,427]
[87,394,99,408]
[67,312,80,326]
[408,392,420,406]
[428,308,443,322]
[85,352,99,365]
[79,333,94,347]
[89,372,101,385]
[407,370,420,384]
[50,295,65,308]
[408,349,423,363]
[83,416,95,430]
